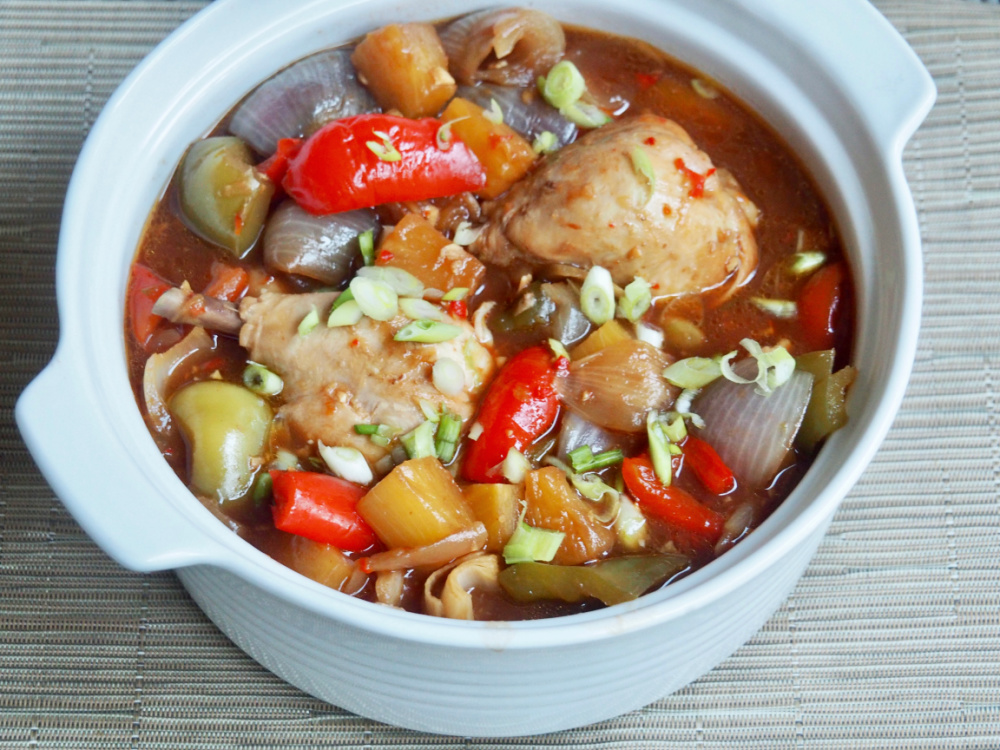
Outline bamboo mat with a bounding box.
[2,0,1000,746]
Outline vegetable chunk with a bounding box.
[351,23,457,118]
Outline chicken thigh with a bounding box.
[239,291,494,464]
[472,113,759,301]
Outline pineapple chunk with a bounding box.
[570,319,633,359]
[377,212,485,294]
[358,457,475,548]
[524,467,615,565]
[351,23,456,118]
[441,97,537,199]
[464,483,522,553]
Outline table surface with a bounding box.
[3,0,999,747]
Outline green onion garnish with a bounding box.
[350,276,398,321]
[432,357,466,396]
[401,421,436,460]
[242,363,283,396]
[532,130,559,154]
[691,78,719,99]
[646,411,673,486]
[663,413,687,443]
[788,251,826,277]
[441,287,469,302]
[400,297,446,322]
[394,320,463,343]
[663,357,723,389]
[434,411,462,463]
[720,338,796,395]
[354,424,381,435]
[358,230,375,266]
[251,471,273,506]
[580,265,616,325]
[618,277,652,323]
[365,130,401,162]
[330,288,354,311]
[483,98,504,124]
[503,522,565,564]
[356,265,424,298]
[630,147,656,201]
[539,61,586,110]
[318,443,373,485]
[297,306,320,336]
[560,101,611,128]
[750,297,797,319]
[548,338,570,361]
[568,445,624,474]
[327,299,363,327]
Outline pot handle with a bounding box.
[759,0,936,154]
[16,353,231,573]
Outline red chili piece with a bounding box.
[257,137,303,184]
[283,114,486,215]
[797,262,847,351]
[674,157,716,198]
[462,346,565,483]
[127,263,172,351]
[446,299,468,319]
[270,470,378,552]
[682,436,736,495]
[622,455,724,543]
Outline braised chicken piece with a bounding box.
[472,113,760,301]
[238,291,495,464]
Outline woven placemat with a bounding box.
[2,0,999,747]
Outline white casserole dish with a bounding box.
[16,0,934,737]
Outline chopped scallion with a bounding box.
[434,412,462,463]
[568,445,624,474]
[355,265,424,298]
[418,399,440,422]
[441,287,469,302]
[400,297,446,321]
[358,229,375,266]
[394,319,463,343]
[663,357,723,389]
[452,223,480,246]
[538,60,586,110]
[547,338,570,361]
[788,251,826,277]
[580,265,616,325]
[635,321,664,348]
[560,101,611,128]
[630,147,656,201]
[327,298,363,327]
[646,411,673,486]
[483,98,504,124]
[432,357,466,396]
[242,363,283,396]
[297,306,320,336]
[251,471,273,506]
[503,522,565,564]
[618,276,652,323]
[751,297,797,319]
[401,421,436,460]
[318,443,373,485]
[365,130,401,162]
[691,78,719,99]
[354,424,381,435]
[532,130,559,154]
[350,276,398,321]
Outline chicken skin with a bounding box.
[472,113,759,301]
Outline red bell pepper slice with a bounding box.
[270,470,378,552]
[127,263,172,351]
[203,260,250,303]
[622,455,724,543]
[283,113,486,215]
[462,346,566,483]
[682,436,736,495]
[257,137,303,184]
[797,262,846,351]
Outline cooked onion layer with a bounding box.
[263,201,378,285]
[440,8,565,87]
[695,358,814,488]
[229,49,378,156]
